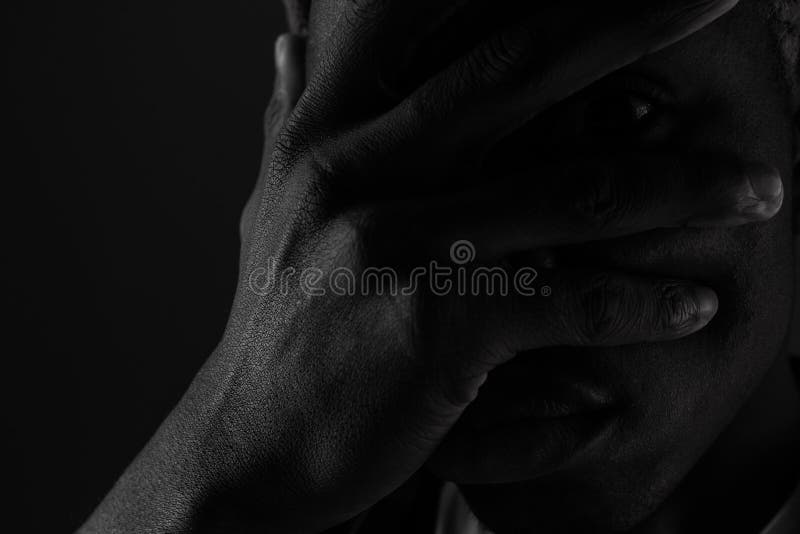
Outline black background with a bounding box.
[6,3,800,533]
[7,2,285,532]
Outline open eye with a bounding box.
[484,75,675,174]
[550,75,676,148]
[580,92,658,138]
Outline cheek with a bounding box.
[558,219,795,468]
[571,217,795,395]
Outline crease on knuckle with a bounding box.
[655,281,698,332]
[472,29,529,86]
[570,168,629,233]
[402,89,436,131]
[271,127,307,174]
[327,207,376,268]
[578,273,629,344]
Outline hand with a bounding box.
[80,1,786,532]
[220,0,781,528]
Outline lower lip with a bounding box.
[431,408,618,484]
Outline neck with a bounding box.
[637,351,800,534]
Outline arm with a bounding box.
[82,1,787,531]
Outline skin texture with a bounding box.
[80,1,799,533]
[445,3,800,533]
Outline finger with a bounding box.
[265,33,306,140]
[345,0,739,179]
[520,272,718,348]
[241,34,306,242]
[282,0,310,35]
[433,270,718,404]
[368,154,783,263]
[300,0,466,124]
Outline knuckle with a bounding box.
[306,138,339,181]
[326,206,377,266]
[272,125,307,170]
[653,281,698,332]
[576,273,629,344]
[402,89,436,130]
[569,168,629,233]
[272,130,336,191]
[262,150,330,226]
[472,30,529,85]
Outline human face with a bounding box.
[436,4,796,533]
[308,1,798,532]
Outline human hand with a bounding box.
[81,1,788,533]
[213,0,783,530]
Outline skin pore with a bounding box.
[79,1,799,533]
[483,7,800,534]
[306,1,800,532]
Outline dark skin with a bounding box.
[80,0,799,533]
[435,2,800,532]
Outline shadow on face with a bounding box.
[304,0,798,531]
[431,3,798,532]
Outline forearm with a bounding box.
[77,354,315,534]
[78,407,216,532]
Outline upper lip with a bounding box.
[463,376,617,431]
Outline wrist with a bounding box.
[80,352,310,533]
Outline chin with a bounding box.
[428,222,795,533]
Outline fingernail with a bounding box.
[669,284,718,330]
[747,166,783,201]
[689,285,718,323]
[740,165,783,218]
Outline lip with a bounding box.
[430,407,618,484]
[463,380,616,431]
[428,356,621,484]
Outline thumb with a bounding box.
[241,33,306,244]
[265,33,306,139]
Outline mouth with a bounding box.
[463,378,616,431]
[428,356,621,484]
[430,403,619,484]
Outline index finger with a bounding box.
[347,0,739,179]
[362,152,782,265]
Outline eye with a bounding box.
[548,76,676,148]
[580,92,658,138]
[483,75,675,173]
